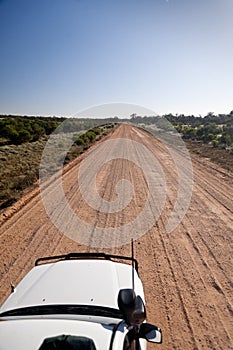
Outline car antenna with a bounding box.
[131,239,135,292]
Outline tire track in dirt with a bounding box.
[182,222,233,338]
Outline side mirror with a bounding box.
[117,289,146,326]
[118,289,136,315]
[139,323,162,344]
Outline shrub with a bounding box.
[76,137,85,146]
[212,140,218,148]
[85,131,96,142]
[91,127,101,135]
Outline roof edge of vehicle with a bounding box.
[0,252,142,316]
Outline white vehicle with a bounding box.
[0,252,162,350]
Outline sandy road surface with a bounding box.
[0,124,232,349]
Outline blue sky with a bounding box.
[0,0,233,117]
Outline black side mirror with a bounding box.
[139,323,162,344]
[118,289,136,315]
[117,289,146,326]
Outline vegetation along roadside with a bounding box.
[130,111,233,173]
[0,115,117,211]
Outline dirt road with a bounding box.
[0,124,232,349]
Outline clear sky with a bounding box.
[0,0,233,117]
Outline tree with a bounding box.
[16,129,32,143]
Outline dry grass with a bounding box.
[0,137,47,208]
[0,125,116,210]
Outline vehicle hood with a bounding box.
[0,259,144,313]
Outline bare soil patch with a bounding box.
[185,139,233,173]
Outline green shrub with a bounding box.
[85,131,96,142]
[212,139,218,148]
[76,137,85,146]
[90,127,101,135]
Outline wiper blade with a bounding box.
[0,305,123,319]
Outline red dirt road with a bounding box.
[0,124,232,349]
